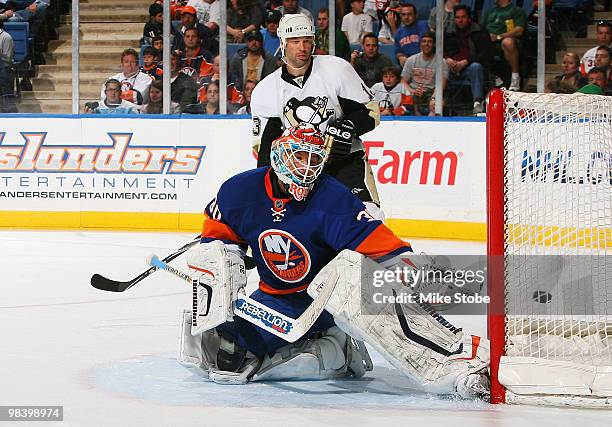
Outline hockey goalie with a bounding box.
[178,124,489,398]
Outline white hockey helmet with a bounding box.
[270,124,328,201]
[277,13,316,60]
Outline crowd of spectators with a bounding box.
[77,0,612,116]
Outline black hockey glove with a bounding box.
[326,118,356,159]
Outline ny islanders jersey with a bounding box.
[251,55,375,146]
[201,167,411,294]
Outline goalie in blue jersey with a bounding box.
[178,124,489,398]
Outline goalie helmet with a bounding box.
[277,13,316,61]
[270,124,328,201]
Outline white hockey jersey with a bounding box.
[250,55,376,150]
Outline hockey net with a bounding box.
[487,89,612,407]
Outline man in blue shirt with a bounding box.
[261,10,282,59]
[394,2,428,67]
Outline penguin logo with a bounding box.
[283,96,334,129]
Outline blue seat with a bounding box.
[4,22,30,65]
[378,42,399,66]
[3,22,31,100]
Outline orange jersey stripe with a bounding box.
[259,280,309,295]
[355,224,410,259]
[201,218,245,245]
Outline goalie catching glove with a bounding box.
[187,240,247,335]
[325,118,356,159]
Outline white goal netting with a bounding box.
[495,90,612,405]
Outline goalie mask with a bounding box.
[270,124,328,201]
[277,13,316,62]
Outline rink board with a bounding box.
[0,115,486,240]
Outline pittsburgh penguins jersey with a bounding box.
[250,55,380,168]
[200,167,411,295]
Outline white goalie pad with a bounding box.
[187,240,247,335]
[308,250,490,398]
[252,326,373,382]
[178,310,372,384]
[177,309,260,384]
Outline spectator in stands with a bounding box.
[261,9,281,58]
[0,20,15,111]
[401,31,448,115]
[0,9,15,22]
[378,1,400,45]
[587,67,610,95]
[202,80,221,114]
[236,79,257,114]
[152,36,164,60]
[227,0,264,43]
[351,32,393,87]
[187,0,220,34]
[200,54,220,85]
[143,3,179,49]
[394,3,428,67]
[552,52,587,90]
[482,0,527,91]
[545,79,576,94]
[594,46,611,81]
[178,27,214,81]
[143,3,162,40]
[141,80,181,114]
[86,79,140,114]
[170,51,199,111]
[141,46,164,81]
[577,83,604,95]
[314,8,351,61]
[229,30,279,91]
[370,65,411,116]
[277,0,313,23]
[178,5,218,54]
[428,0,458,32]
[444,5,493,115]
[342,0,374,45]
[101,49,152,106]
[6,0,48,23]
[580,21,612,76]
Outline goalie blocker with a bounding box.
[179,242,489,398]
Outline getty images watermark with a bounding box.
[360,255,490,315]
[361,254,612,316]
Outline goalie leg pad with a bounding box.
[251,326,373,382]
[308,250,490,398]
[187,240,247,335]
[177,310,261,385]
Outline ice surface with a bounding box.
[1,231,610,426]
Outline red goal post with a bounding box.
[486,89,612,407]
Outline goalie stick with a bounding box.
[90,237,201,292]
[148,255,338,343]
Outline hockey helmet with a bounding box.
[270,124,328,201]
[277,13,316,60]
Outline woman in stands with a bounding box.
[377,1,400,44]
[554,52,588,90]
[142,80,181,114]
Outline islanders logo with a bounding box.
[258,230,311,283]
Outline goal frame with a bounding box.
[486,88,507,404]
[485,88,612,407]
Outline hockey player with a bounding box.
[250,13,383,218]
[178,124,489,398]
